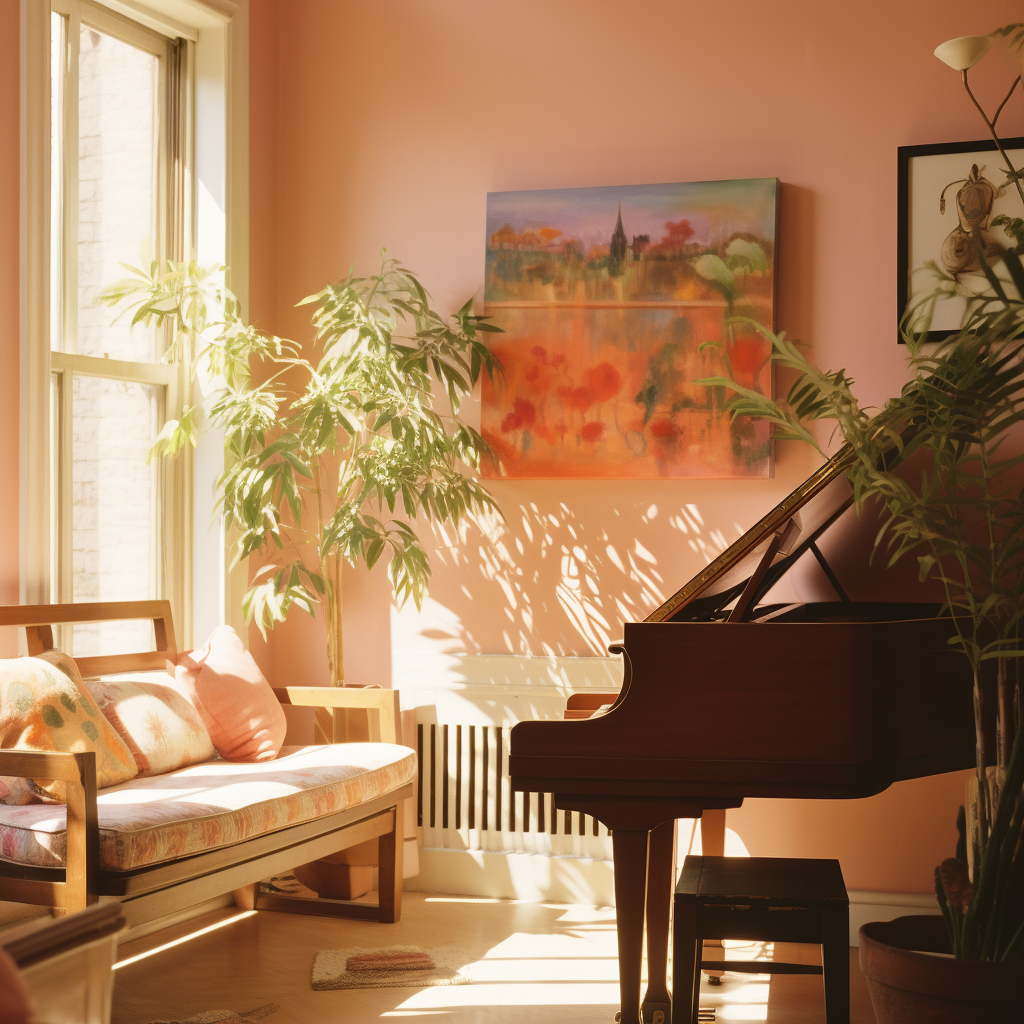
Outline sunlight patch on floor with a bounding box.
[113,910,256,969]
[396,982,620,1009]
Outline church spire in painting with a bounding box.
[609,203,627,277]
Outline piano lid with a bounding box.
[647,445,857,623]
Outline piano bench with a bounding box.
[673,855,850,1024]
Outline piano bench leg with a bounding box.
[671,900,699,1024]
[821,904,850,1024]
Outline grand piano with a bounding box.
[508,447,976,1024]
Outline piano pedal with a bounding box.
[640,1001,669,1023]
[696,1010,716,1022]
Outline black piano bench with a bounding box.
[672,855,850,1024]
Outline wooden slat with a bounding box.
[0,749,90,782]
[0,600,173,629]
[0,600,178,675]
[699,959,822,975]
[273,687,401,744]
[255,895,385,921]
[74,651,173,679]
[65,751,99,913]
[0,876,67,906]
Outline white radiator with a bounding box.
[415,722,613,860]
[397,652,620,902]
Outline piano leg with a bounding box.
[611,829,650,1024]
[641,819,676,1024]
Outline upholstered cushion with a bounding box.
[0,743,415,872]
[175,627,286,763]
[0,655,138,804]
[83,679,216,777]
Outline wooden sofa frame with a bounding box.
[0,601,414,929]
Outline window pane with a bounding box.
[71,375,160,656]
[77,25,160,361]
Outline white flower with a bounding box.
[933,35,994,71]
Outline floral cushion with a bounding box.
[0,654,138,804]
[0,743,416,872]
[83,679,216,777]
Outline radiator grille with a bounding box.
[417,723,613,858]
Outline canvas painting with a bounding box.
[480,178,779,479]
[898,138,1024,343]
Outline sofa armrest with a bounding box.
[0,750,98,912]
[272,687,402,745]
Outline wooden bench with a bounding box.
[0,601,414,929]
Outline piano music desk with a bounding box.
[674,855,850,1024]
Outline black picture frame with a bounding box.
[897,136,1024,344]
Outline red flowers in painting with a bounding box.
[649,418,678,439]
[583,362,623,403]
[729,337,769,385]
[558,385,594,413]
[580,422,605,443]
[501,398,537,433]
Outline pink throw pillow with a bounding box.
[174,626,285,762]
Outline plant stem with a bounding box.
[991,75,1021,128]
[998,657,1013,769]
[962,70,1024,208]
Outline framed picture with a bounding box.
[897,137,1024,343]
[480,178,779,480]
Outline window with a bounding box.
[48,0,190,654]
[23,0,248,654]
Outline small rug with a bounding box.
[144,1004,278,1024]
[312,944,474,991]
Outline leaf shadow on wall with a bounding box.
[401,485,747,659]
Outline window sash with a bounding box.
[24,0,246,650]
[48,0,192,649]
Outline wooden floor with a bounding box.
[111,894,877,1024]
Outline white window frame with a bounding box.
[20,0,249,648]
[49,0,185,649]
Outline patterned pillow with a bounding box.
[84,679,216,777]
[0,655,138,803]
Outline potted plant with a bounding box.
[101,252,502,696]
[698,25,1024,1023]
[100,255,502,898]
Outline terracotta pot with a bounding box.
[859,915,1024,1024]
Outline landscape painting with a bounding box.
[481,178,779,479]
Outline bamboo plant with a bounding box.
[99,254,503,692]
[698,25,1024,961]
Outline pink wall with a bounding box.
[251,0,1015,893]
[0,5,20,657]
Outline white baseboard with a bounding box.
[407,847,616,907]
[408,847,941,946]
[847,889,940,945]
